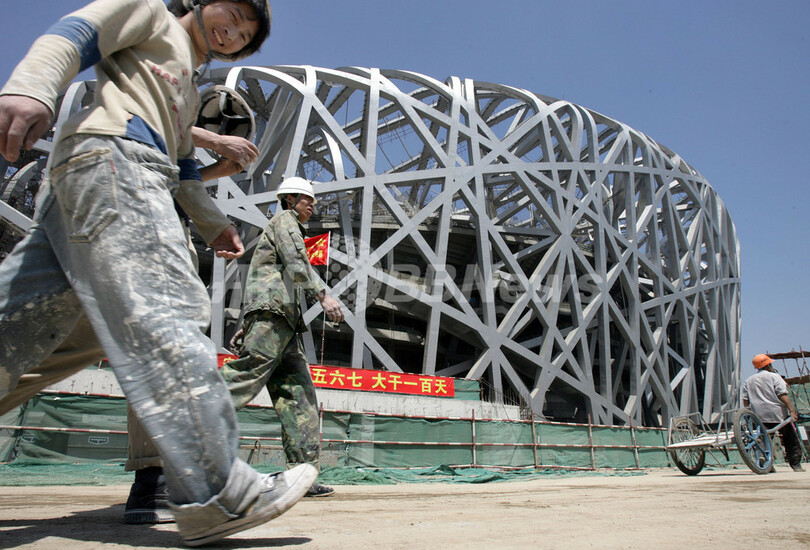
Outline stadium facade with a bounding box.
[0,66,741,428]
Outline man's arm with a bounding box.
[778,393,799,421]
[276,214,343,323]
[191,127,259,225]
[198,158,245,181]
[173,178,243,258]
[0,0,161,161]
[316,289,344,323]
[191,126,258,168]
[173,129,260,260]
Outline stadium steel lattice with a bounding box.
[0,65,741,427]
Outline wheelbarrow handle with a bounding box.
[767,416,797,434]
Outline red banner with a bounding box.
[310,364,454,397]
[216,355,454,398]
[304,232,329,266]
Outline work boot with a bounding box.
[124,466,173,524]
[305,482,335,497]
[176,463,317,547]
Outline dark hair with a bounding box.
[167,0,271,61]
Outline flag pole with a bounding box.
[320,312,327,365]
[319,231,331,365]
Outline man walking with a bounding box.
[743,354,805,472]
[222,176,343,491]
[0,0,317,545]
[125,176,342,523]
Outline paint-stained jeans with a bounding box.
[130,309,322,470]
[0,135,263,526]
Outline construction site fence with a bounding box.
[0,393,750,471]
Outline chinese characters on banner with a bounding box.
[217,354,455,398]
[304,232,329,266]
[309,364,455,397]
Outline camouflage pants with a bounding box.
[0,135,265,527]
[220,310,321,469]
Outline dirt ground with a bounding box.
[0,465,808,549]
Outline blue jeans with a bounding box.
[0,135,262,525]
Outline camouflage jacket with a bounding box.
[241,209,326,331]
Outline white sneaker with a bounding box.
[180,464,317,547]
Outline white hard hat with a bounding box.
[196,85,256,141]
[276,177,316,203]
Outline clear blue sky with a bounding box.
[2,0,808,380]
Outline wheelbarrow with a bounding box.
[665,408,801,475]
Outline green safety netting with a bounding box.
[314,464,647,485]
[790,383,810,414]
[0,461,646,487]
[1,392,769,476]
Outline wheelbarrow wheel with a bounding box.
[733,408,773,475]
[669,417,705,475]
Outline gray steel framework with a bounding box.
[0,66,741,427]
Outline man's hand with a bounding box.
[0,95,52,162]
[229,328,244,354]
[209,225,245,259]
[214,134,259,167]
[319,293,344,323]
[198,158,245,181]
[778,394,799,422]
[191,126,258,167]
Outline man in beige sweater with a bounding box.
[0,0,317,546]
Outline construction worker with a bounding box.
[124,177,342,526]
[0,120,258,416]
[0,0,318,545]
[222,177,343,492]
[0,99,270,525]
[742,354,805,472]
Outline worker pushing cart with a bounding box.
[743,354,804,472]
[667,353,807,476]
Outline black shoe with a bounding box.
[124,466,174,524]
[305,482,335,497]
[791,463,805,472]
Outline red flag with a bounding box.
[304,232,329,266]
[217,353,238,368]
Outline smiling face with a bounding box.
[184,0,260,64]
